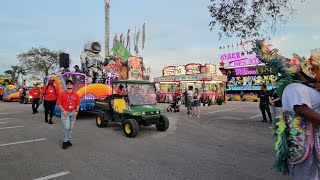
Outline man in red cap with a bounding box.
[56,79,80,149]
[40,77,59,124]
[29,83,41,114]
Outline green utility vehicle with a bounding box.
[94,80,169,138]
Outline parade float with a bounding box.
[43,0,150,116]
[154,63,226,103]
[47,41,147,116]
[218,42,280,102]
[2,85,20,102]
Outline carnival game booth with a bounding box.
[219,51,277,102]
[154,63,226,103]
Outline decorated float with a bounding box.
[47,51,147,116]
[2,85,20,102]
[154,63,226,104]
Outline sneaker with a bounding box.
[48,119,53,124]
[67,141,72,146]
[260,120,267,122]
[197,115,200,118]
[45,119,48,123]
[33,112,36,114]
[62,142,68,149]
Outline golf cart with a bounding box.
[94,80,169,138]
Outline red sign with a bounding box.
[185,63,201,75]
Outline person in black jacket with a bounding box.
[258,85,272,123]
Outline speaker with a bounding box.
[59,53,70,68]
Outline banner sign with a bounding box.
[127,56,143,80]
[111,40,130,61]
[163,66,176,76]
[234,68,256,76]
[206,64,216,74]
[185,63,201,75]
[176,65,186,75]
[219,51,262,68]
[256,66,273,74]
[175,75,198,81]
[154,76,175,82]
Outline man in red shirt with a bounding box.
[29,83,41,114]
[175,85,182,111]
[40,77,59,124]
[56,80,80,149]
[116,84,124,95]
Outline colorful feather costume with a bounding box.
[252,40,320,175]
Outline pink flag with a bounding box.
[113,33,117,45]
[142,23,146,50]
[135,28,140,54]
[126,29,130,51]
[119,33,123,44]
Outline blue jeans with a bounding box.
[61,112,76,142]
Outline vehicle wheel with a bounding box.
[156,115,169,131]
[123,119,139,138]
[96,113,108,128]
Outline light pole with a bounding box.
[105,0,110,58]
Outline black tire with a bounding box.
[96,113,108,128]
[123,119,139,138]
[156,115,169,131]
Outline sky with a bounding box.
[0,0,319,79]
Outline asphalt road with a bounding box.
[0,101,288,180]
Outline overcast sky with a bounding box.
[0,0,319,78]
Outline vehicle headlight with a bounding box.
[156,111,160,114]
[142,112,146,115]
[29,96,32,98]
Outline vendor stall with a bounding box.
[219,51,277,102]
[154,63,226,103]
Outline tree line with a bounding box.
[2,47,62,84]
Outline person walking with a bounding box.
[257,85,272,123]
[240,89,244,101]
[191,88,201,118]
[268,88,282,128]
[56,80,80,149]
[29,83,41,114]
[186,86,193,115]
[40,77,59,124]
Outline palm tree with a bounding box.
[4,65,27,83]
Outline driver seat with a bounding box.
[114,99,127,113]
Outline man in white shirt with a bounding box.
[186,86,193,115]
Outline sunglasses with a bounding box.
[66,83,74,85]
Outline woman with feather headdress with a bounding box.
[253,40,320,179]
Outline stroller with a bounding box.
[167,97,181,112]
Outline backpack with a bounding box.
[44,85,57,96]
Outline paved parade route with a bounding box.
[0,101,287,180]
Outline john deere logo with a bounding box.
[131,70,140,78]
